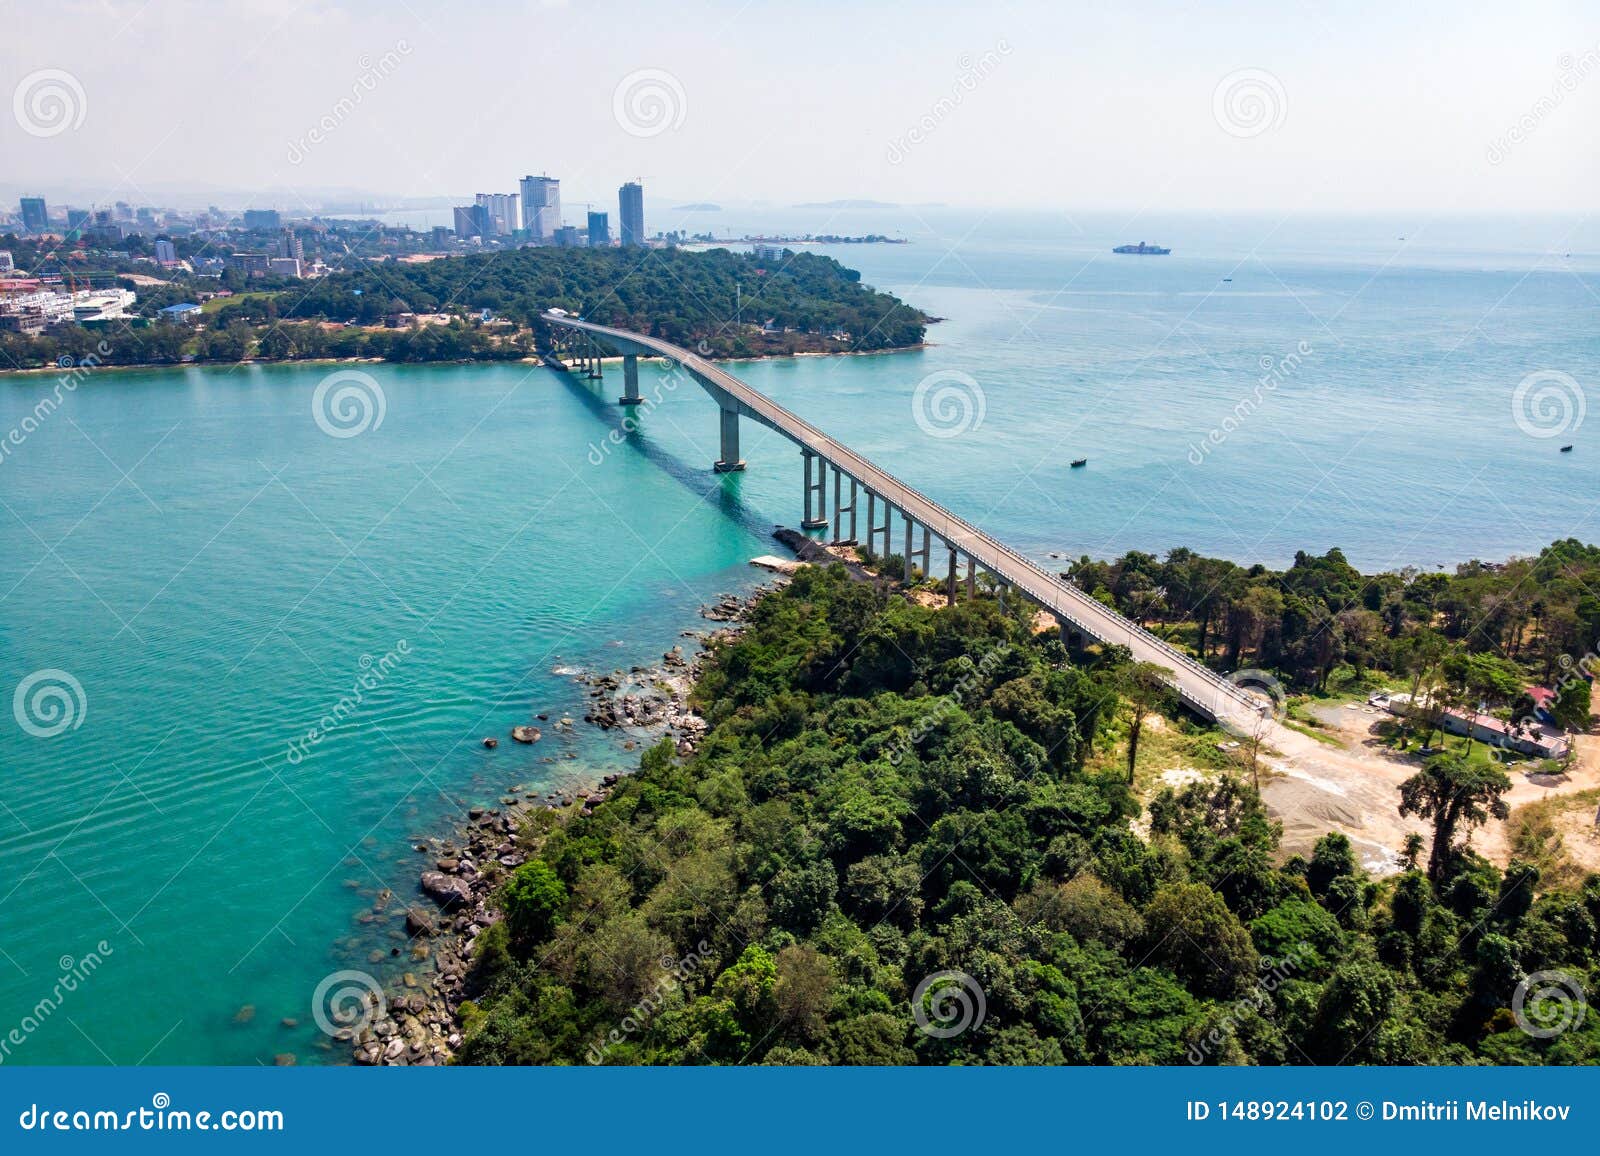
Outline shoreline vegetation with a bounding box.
[370,535,1599,1067]
[0,247,931,373]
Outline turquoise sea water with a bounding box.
[1,212,1597,1064]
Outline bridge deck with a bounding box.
[545,313,1255,721]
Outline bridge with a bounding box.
[543,312,1261,724]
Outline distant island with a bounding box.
[672,203,722,212]
[793,199,900,209]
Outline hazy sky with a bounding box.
[4,0,1596,214]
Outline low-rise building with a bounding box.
[158,302,203,324]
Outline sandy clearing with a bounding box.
[1259,688,1600,874]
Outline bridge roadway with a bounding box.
[544,312,1258,723]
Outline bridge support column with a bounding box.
[947,547,958,606]
[619,354,642,405]
[827,471,859,546]
[966,558,976,599]
[587,340,603,380]
[903,516,915,584]
[917,526,931,581]
[866,492,877,554]
[714,407,744,472]
[800,450,828,528]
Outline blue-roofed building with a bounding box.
[159,302,202,324]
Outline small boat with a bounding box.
[1560,444,1574,452]
[1221,277,1232,282]
[1070,458,1088,468]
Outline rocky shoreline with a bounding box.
[342,583,778,1065]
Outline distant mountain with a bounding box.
[672,203,722,212]
[793,199,900,209]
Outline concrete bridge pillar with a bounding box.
[714,407,745,472]
[829,475,858,545]
[903,515,914,583]
[865,491,877,554]
[966,558,976,600]
[587,340,603,380]
[947,547,958,606]
[800,450,828,528]
[619,354,642,405]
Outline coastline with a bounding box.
[344,583,775,1066]
[0,343,930,380]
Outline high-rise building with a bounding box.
[475,192,520,237]
[618,182,644,246]
[275,229,304,262]
[20,197,49,233]
[243,209,281,230]
[65,209,91,237]
[587,211,610,248]
[453,204,490,238]
[154,236,177,265]
[519,175,560,241]
[553,225,583,248]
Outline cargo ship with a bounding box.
[1112,241,1171,255]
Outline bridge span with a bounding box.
[543,312,1260,724]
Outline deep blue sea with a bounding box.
[1,210,1596,1064]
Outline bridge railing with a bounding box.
[544,315,1252,715]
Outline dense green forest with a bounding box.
[271,247,929,353]
[454,564,1599,1065]
[1068,541,1600,730]
[0,248,928,369]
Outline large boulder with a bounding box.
[419,871,471,909]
